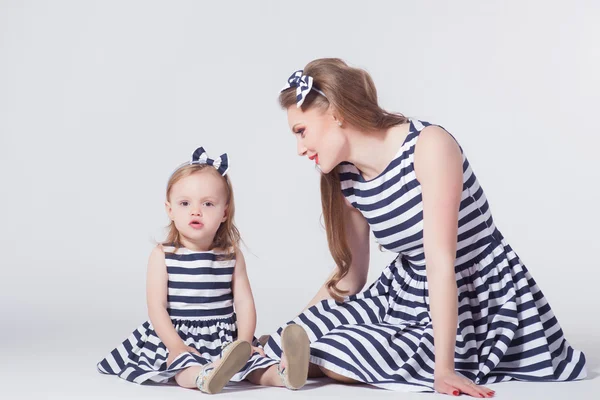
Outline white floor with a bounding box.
[4,335,598,400]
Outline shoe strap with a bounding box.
[195,363,215,393]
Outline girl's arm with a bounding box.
[303,200,371,310]
[415,125,492,398]
[231,250,259,348]
[146,246,193,360]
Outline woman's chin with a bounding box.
[316,162,330,174]
[317,157,341,174]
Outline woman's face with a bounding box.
[286,105,347,174]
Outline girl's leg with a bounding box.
[172,350,225,388]
[247,350,317,387]
[174,355,227,388]
[247,358,358,386]
[257,335,325,381]
[251,325,359,387]
[174,365,204,388]
[246,364,283,387]
[308,362,324,378]
[319,366,359,384]
[174,341,251,392]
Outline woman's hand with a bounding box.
[434,370,495,397]
[166,345,201,367]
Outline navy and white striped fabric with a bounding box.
[97,246,277,384]
[263,120,587,391]
[191,147,229,176]
[281,70,326,107]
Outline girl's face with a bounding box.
[165,170,228,251]
[286,105,348,174]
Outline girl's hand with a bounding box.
[251,346,265,357]
[434,370,495,397]
[167,345,201,367]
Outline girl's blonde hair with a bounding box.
[163,164,240,258]
[279,58,408,301]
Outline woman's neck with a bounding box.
[345,123,410,180]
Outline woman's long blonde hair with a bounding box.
[163,164,240,258]
[279,58,408,301]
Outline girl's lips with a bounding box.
[189,222,204,230]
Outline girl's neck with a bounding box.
[345,123,410,181]
[179,236,213,252]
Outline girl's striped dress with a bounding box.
[263,120,587,391]
[97,246,277,384]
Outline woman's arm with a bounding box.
[415,126,492,397]
[146,246,196,362]
[303,199,371,310]
[415,126,462,374]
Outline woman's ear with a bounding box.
[328,107,344,127]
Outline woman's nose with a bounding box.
[296,138,307,156]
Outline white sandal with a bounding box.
[195,340,252,394]
[277,325,310,390]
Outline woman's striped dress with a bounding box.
[97,246,277,384]
[263,120,587,391]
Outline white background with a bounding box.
[1,1,598,399]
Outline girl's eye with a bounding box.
[203,202,214,207]
[180,201,189,206]
[298,129,305,137]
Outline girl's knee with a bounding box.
[319,366,359,384]
[174,370,193,388]
[174,372,183,385]
[174,365,204,389]
[246,368,262,384]
[308,363,325,378]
